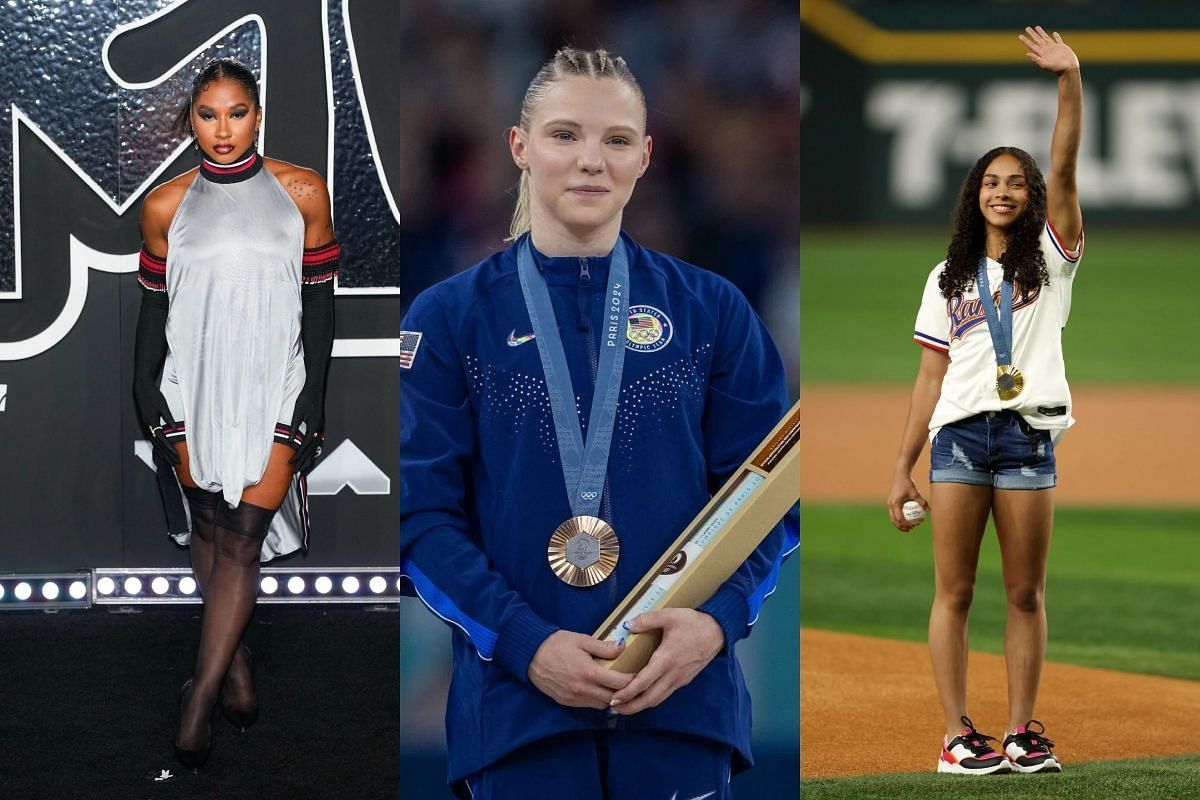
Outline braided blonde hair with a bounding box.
[507,47,646,241]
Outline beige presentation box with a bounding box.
[595,399,801,672]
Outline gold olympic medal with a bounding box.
[547,515,620,588]
[996,365,1024,401]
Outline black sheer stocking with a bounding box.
[180,488,255,729]
[181,486,218,595]
[176,503,274,752]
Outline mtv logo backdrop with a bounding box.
[0,0,400,570]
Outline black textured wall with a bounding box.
[0,1,400,570]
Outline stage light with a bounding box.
[395,577,403,592]
[0,573,88,609]
[0,573,90,610]
[68,581,87,600]
[87,567,402,606]
[247,568,403,605]
[93,569,196,605]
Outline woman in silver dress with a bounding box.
[132,58,338,771]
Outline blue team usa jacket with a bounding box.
[399,231,797,782]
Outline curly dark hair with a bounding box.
[939,146,1048,300]
[172,58,260,138]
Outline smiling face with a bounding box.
[509,76,651,252]
[190,77,261,164]
[978,153,1029,235]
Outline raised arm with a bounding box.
[1020,25,1082,245]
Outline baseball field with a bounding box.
[798,229,1200,797]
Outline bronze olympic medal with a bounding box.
[996,365,1024,401]
[547,515,620,588]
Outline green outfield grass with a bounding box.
[800,229,1200,384]
[801,504,1200,680]
[801,755,1200,799]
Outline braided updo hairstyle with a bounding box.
[172,57,260,138]
[507,47,646,241]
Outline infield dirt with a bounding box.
[801,628,1200,778]
[799,385,1199,506]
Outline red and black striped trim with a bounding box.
[199,149,263,184]
[274,422,314,450]
[161,421,187,440]
[302,239,340,285]
[138,246,168,292]
[162,421,309,450]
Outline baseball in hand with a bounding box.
[902,500,926,525]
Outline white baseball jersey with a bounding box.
[914,222,1083,442]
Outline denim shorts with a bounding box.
[930,410,1057,490]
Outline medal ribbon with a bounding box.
[517,237,629,519]
[976,256,1015,369]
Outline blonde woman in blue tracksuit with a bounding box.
[399,47,794,799]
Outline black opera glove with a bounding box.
[133,379,181,466]
[289,271,335,473]
[132,284,181,466]
[288,391,325,473]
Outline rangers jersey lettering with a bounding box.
[914,222,1083,441]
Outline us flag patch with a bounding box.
[398,331,423,369]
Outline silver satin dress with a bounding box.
[161,164,309,562]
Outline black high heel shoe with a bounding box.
[175,678,213,772]
[220,644,258,731]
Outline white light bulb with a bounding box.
[369,577,387,594]
[151,577,170,595]
[124,577,143,595]
[287,576,305,594]
[315,576,333,594]
[260,576,278,595]
[341,576,360,594]
[41,582,60,601]
[68,581,87,600]
[97,577,116,595]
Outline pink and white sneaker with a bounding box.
[937,716,1013,775]
[1003,720,1062,773]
